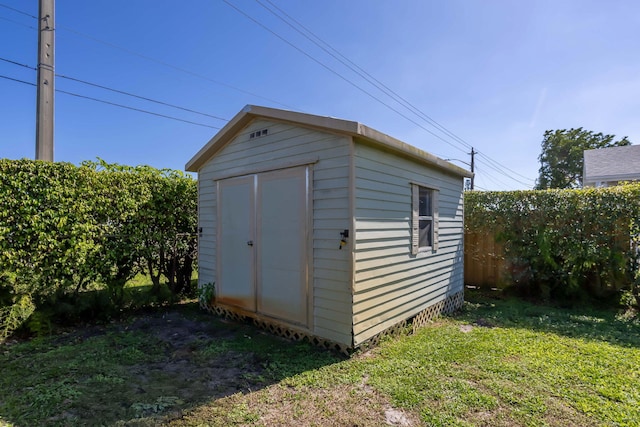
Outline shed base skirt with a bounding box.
[200,290,464,356]
[200,300,352,355]
[412,290,465,333]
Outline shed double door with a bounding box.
[217,166,309,327]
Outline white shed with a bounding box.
[186,105,472,352]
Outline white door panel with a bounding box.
[218,176,255,311]
[257,167,307,326]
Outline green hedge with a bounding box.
[0,159,197,338]
[465,184,640,304]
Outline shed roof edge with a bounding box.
[185,105,472,178]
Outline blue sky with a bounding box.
[1,0,638,190]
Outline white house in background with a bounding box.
[186,105,472,352]
[583,145,640,187]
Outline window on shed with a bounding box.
[411,184,439,254]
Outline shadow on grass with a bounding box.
[17,278,199,340]
[459,287,640,348]
[0,302,343,426]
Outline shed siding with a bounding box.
[196,179,216,287]
[352,141,465,345]
[197,119,353,346]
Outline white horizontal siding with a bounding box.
[354,243,461,297]
[196,119,353,346]
[354,286,451,341]
[197,178,216,288]
[352,141,465,345]
[355,255,460,288]
[315,285,352,303]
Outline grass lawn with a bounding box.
[1,290,638,426]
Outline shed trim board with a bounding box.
[188,105,469,350]
[348,137,357,345]
[349,137,357,293]
[206,156,319,182]
[305,166,315,331]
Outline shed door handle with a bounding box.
[247,240,253,246]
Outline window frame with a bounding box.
[411,183,439,255]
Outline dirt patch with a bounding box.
[4,304,421,426]
[105,306,416,426]
[173,382,419,427]
[474,318,496,328]
[116,307,280,403]
[123,309,236,344]
[459,324,474,333]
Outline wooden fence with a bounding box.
[464,230,509,289]
[465,228,636,290]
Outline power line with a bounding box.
[0,14,37,29]
[476,152,535,183]
[474,156,534,187]
[223,0,469,156]
[0,2,37,19]
[257,0,538,187]
[0,57,35,70]
[0,73,220,129]
[0,74,34,86]
[0,55,228,123]
[56,89,220,129]
[56,74,228,122]
[236,0,537,185]
[474,158,533,188]
[56,25,294,110]
[474,164,512,190]
[0,2,294,109]
[256,0,476,151]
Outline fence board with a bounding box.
[464,231,508,288]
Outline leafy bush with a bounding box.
[0,158,197,338]
[82,160,198,299]
[0,295,35,340]
[465,184,640,304]
[0,161,102,304]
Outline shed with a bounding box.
[186,105,472,352]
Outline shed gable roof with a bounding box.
[583,144,640,183]
[185,105,472,178]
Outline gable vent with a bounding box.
[249,128,269,139]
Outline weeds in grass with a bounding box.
[226,402,260,423]
[131,396,184,418]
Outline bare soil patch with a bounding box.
[3,303,412,426]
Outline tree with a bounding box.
[535,128,631,189]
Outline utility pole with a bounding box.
[35,0,55,161]
[470,147,476,190]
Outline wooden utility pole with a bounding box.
[35,0,55,161]
[470,147,476,190]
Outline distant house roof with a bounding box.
[583,145,640,186]
[185,105,473,178]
